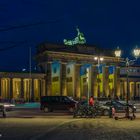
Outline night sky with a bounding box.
[0,0,140,71]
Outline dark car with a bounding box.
[96,102,110,116]
[0,102,15,111]
[40,96,78,112]
[0,98,15,111]
[104,100,136,113]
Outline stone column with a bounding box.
[114,67,120,98]
[136,82,140,98]
[0,78,1,97]
[90,66,94,97]
[103,66,109,97]
[138,83,140,98]
[46,62,52,96]
[41,80,46,96]
[10,78,13,99]
[60,62,67,96]
[21,78,24,99]
[74,64,81,99]
[92,66,98,98]
[31,79,34,101]
[134,82,136,99]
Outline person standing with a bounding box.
[89,96,94,106]
[0,105,6,118]
[2,105,6,118]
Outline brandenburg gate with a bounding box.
[36,43,122,99]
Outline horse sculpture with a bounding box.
[63,28,86,46]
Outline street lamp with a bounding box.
[94,56,104,98]
[86,68,90,105]
[115,46,140,118]
[115,46,122,57]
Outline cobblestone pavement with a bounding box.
[0,116,140,140]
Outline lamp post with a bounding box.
[94,56,104,98]
[86,68,90,105]
[29,47,32,102]
[115,46,140,118]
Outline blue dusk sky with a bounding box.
[0,0,140,71]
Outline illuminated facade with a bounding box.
[120,66,140,100]
[0,43,140,101]
[36,43,122,99]
[0,72,46,101]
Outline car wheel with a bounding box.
[103,109,109,116]
[69,107,74,113]
[50,108,53,112]
[44,107,49,113]
[133,108,136,113]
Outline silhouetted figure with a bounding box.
[0,105,6,118]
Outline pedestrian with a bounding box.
[112,106,116,118]
[109,106,112,118]
[11,98,15,104]
[0,105,6,118]
[2,106,6,118]
[89,96,94,106]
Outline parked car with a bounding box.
[0,102,15,111]
[97,103,110,116]
[40,96,78,112]
[104,100,136,113]
[92,101,110,116]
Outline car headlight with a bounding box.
[4,104,10,107]
[133,106,136,109]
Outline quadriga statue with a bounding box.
[63,28,86,46]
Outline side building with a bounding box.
[120,66,140,100]
[0,43,140,101]
[0,72,46,102]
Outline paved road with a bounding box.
[1,108,140,140]
[36,118,140,140]
[1,107,140,118]
[1,108,72,118]
[0,116,140,140]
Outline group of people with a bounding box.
[82,96,116,118]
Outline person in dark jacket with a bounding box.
[0,105,6,118]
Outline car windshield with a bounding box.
[112,101,125,106]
